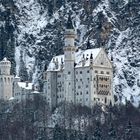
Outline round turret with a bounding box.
[0,57,11,75]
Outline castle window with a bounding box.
[68,71,71,74]
[86,98,88,101]
[80,71,82,74]
[80,92,82,95]
[69,82,71,85]
[4,78,6,83]
[58,75,61,78]
[95,70,98,73]
[101,71,104,74]
[101,62,103,65]
[86,85,88,88]
[8,78,10,83]
[78,86,81,89]
[86,91,88,94]
[87,78,90,81]
[76,71,78,74]
[107,72,110,74]
[87,70,89,73]
[80,79,82,81]
[105,97,107,104]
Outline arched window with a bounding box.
[4,78,6,83]
[105,97,107,104]
[8,78,10,84]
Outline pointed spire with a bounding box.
[87,39,91,49]
[111,55,113,62]
[90,53,93,60]
[66,12,74,29]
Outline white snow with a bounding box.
[17,82,33,90]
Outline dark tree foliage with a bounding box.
[19,51,28,82]
[0,5,16,74]
[108,123,117,140]
[125,121,133,140]
[93,122,102,140]
[53,124,65,140]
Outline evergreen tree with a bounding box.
[125,121,133,140]
[108,123,117,140]
[19,51,28,82]
[93,122,102,140]
[87,39,91,49]
[53,124,63,140]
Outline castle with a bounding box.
[43,15,114,109]
[0,15,114,108]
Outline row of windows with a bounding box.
[76,70,90,74]
[98,77,110,81]
[76,91,89,95]
[57,87,64,92]
[95,70,110,75]
[0,78,13,83]
[57,95,64,99]
[94,97,108,104]
[76,98,89,102]
[77,85,89,89]
[76,78,89,82]
[99,84,110,88]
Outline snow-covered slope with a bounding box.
[0,0,140,105]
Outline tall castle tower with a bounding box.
[64,13,76,103]
[0,58,14,100]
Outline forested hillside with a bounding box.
[0,0,140,104]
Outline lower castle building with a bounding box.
[43,15,114,109]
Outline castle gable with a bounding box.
[93,48,112,68]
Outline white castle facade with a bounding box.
[43,15,114,109]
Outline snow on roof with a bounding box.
[32,90,40,94]
[0,57,11,64]
[47,48,101,71]
[17,82,33,90]
[9,97,15,100]
[15,75,20,79]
